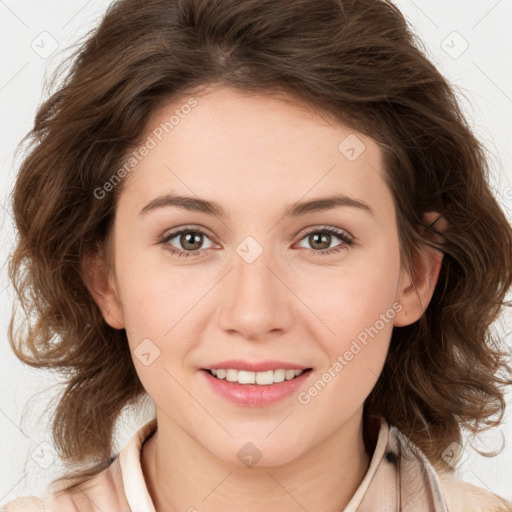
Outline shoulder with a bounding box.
[1,496,46,512]
[1,489,81,512]
[1,485,97,512]
[2,457,129,512]
[1,419,156,512]
[387,421,510,512]
[436,470,512,512]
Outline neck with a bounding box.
[141,408,372,512]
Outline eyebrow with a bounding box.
[138,193,374,218]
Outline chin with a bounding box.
[208,435,308,469]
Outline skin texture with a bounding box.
[83,86,444,512]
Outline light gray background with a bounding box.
[1,0,511,504]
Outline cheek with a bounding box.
[119,275,196,406]
[115,256,209,385]
[296,265,400,417]
[114,240,199,335]
[310,250,400,335]
[299,243,401,384]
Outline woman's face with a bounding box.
[95,85,432,466]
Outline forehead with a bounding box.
[120,86,394,222]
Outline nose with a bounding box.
[217,238,294,340]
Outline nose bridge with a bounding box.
[217,233,290,336]
[232,233,276,301]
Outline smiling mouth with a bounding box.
[203,368,313,386]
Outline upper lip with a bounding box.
[202,360,312,372]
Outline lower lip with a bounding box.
[201,369,313,407]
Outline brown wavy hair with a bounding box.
[8,0,512,492]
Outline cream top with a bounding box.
[3,416,511,512]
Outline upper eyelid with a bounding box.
[296,225,353,240]
[164,226,218,243]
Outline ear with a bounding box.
[81,249,125,330]
[393,211,446,327]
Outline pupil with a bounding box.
[311,233,330,250]
[182,232,201,250]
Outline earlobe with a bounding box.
[81,250,125,330]
[393,212,445,327]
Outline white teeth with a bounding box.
[226,369,238,382]
[210,368,306,385]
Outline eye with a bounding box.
[160,227,215,258]
[296,226,354,256]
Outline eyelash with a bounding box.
[159,226,354,259]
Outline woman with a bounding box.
[3,0,512,510]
